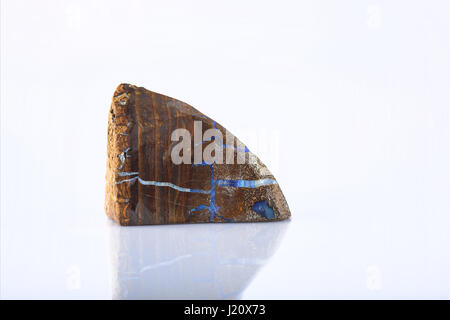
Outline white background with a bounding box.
[1,0,450,299]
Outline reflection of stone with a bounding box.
[105,83,290,225]
[107,220,289,299]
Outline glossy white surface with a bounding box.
[1,0,450,299]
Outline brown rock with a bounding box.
[105,84,290,225]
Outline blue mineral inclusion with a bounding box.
[252,201,275,220]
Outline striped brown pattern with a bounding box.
[105,84,290,225]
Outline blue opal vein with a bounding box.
[117,171,140,177]
[115,176,210,194]
[138,178,210,194]
[215,179,277,188]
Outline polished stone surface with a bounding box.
[105,84,290,225]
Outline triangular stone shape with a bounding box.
[105,84,290,225]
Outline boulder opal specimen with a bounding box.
[105,84,290,225]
